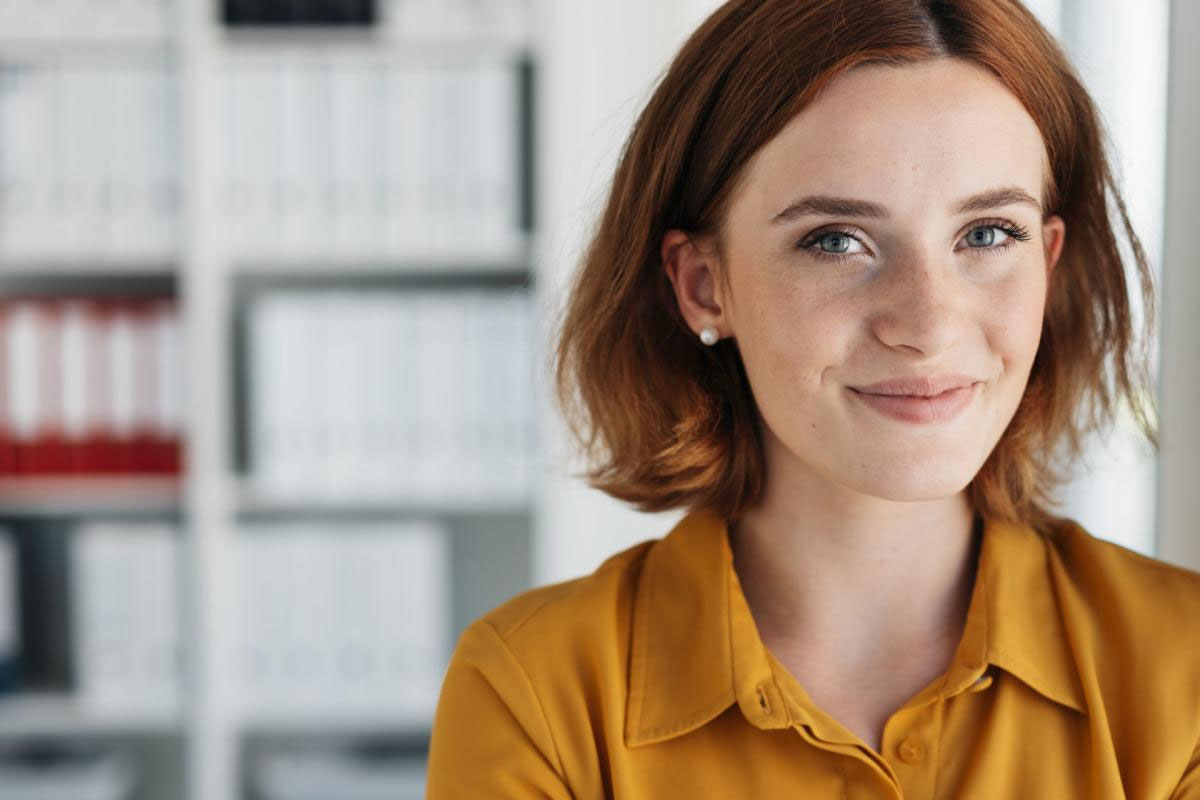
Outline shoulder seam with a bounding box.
[498,540,655,641]
[479,617,571,787]
[1060,521,1200,581]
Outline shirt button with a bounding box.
[898,736,926,764]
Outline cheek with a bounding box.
[734,283,844,400]
[991,276,1048,363]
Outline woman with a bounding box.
[426,1,1200,796]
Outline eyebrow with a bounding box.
[768,185,1043,225]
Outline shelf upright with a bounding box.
[175,0,238,797]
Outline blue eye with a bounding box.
[796,220,1032,264]
[811,231,864,257]
[966,227,1003,247]
[958,222,1033,251]
[801,227,868,260]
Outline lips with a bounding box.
[852,374,980,398]
[848,382,980,424]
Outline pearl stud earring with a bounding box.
[699,326,719,346]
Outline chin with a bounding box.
[842,458,978,502]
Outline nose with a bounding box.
[869,256,967,357]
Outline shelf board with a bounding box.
[219,27,532,59]
[0,37,173,58]
[0,475,183,517]
[0,259,177,279]
[239,704,434,736]
[0,17,536,59]
[0,242,534,281]
[231,240,534,277]
[235,481,532,519]
[0,692,182,737]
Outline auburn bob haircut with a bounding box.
[549,0,1157,536]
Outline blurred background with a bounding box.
[0,0,1195,797]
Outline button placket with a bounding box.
[756,684,771,714]
[881,702,941,799]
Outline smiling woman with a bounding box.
[662,57,1069,532]
[425,1,1200,798]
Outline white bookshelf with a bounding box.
[3,1,1189,797]
[0,0,543,797]
[0,692,182,738]
[0,477,183,516]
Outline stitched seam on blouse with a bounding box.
[481,618,573,787]
[502,545,652,640]
[931,688,947,800]
[637,695,735,739]
[630,549,654,737]
[725,544,760,730]
[726,555,738,717]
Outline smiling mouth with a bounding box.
[848,382,980,424]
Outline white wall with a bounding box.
[1047,0,1168,556]
[530,0,724,584]
[1022,0,1063,36]
[1156,0,1200,570]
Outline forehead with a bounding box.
[737,59,1050,218]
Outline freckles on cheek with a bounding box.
[988,312,1044,382]
[742,279,834,396]
[1012,301,1048,356]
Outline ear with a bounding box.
[1042,214,1066,277]
[661,229,731,341]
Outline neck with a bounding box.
[728,475,981,672]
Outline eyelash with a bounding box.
[795,219,1033,264]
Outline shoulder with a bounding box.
[451,536,658,677]
[1043,517,1200,708]
[429,537,661,797]
[1045,517,1200,621]
[429,540,660,798]
[1042,519,1200,782]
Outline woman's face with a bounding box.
[664,58,1066,503]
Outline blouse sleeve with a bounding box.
[425,618,575,799]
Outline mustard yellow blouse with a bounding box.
[425,508,1200,798]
